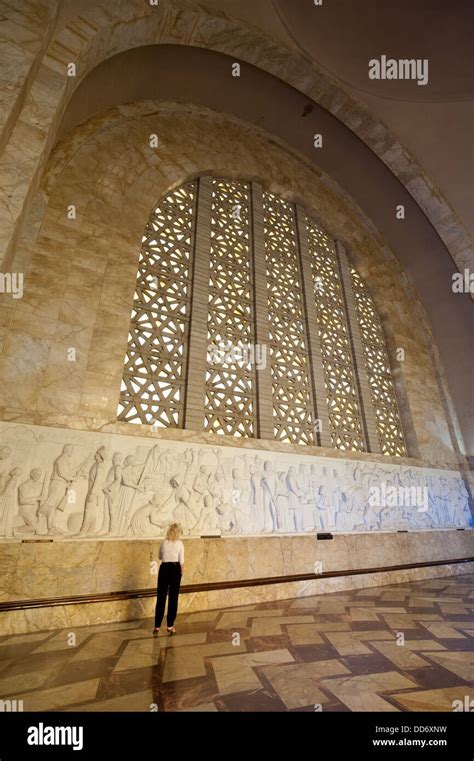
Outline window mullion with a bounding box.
[183,176,213,430]
[251,182,274,440]
[336,241,381,453]
[295,205,332,447]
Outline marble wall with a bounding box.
[1,530,473,634]
[0,422,470,542]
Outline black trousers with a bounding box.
[154,562,182,628]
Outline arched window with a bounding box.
[118,176,406,456]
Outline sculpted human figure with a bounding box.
[276,470,289,532]
[212,473,236,533]
[193,477,223,533]
[114,455,142,536]
[169,476,197,535]
[0,447,12,494]
[17,468,44,532]
[286,466,303,532]
[39,445,86,535]
[453,479,471,526]
[297,464,312,531]
[327,467,343,528]
[232,467,252,534]
[102,452,123,535]
[319,466,336,529]
[335,492,353,532]
[192,465,212,514]
[0,467,22,537]
[249,463,263,531]
[261,460,279,533]
[436,476,450,525]
[79,447,107,535]
[211,447,226,479]
[363,500,381,531]
[131,493,169,536]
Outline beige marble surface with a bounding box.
[1,528,473,603]
[1,528,472,633]
[2,561,472,636]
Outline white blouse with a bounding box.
[159,539,185,564]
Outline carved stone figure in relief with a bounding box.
[0,467,22,537]
[363,500,380,531]
[295,464,309,531]
[286,466,303,532]
[249,463,263,531]
[335,491,353,532]
[102,452,123,535]
[0,447,12,494]
[79,447,107,536]
[38,445,88,535]
[276,470,290,532]
[192,465,212,514]
[207,472,235,533]
[435,477,449,524]
[453,480,471,525]
[261,460,279,533]
[17,468,44,533]
[170,476,199,534]
[131,493,169,536]
[193,481,223,533]
[114,455,143,536]
[232,468,253,534]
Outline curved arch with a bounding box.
[0,2,471,452]
[2,0,471,271]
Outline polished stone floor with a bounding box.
[0,575,473,712]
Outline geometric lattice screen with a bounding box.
[117,182,196,427]
[118,176,407,456]
[350,267,407,456]
[263,191,315,445]
[205,180,255,436]
[306,218,366,451]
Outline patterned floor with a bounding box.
[0,575,473,712]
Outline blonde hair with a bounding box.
[166,523,181,541]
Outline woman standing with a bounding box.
[153,523,185,635]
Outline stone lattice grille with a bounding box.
[118,177,406,454]
[117,182,196,426]
[307,220,365,451]
[350,267,406,456]
[205,179,255,436]
[263,191,315,445]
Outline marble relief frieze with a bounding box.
[0,422,470,540]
